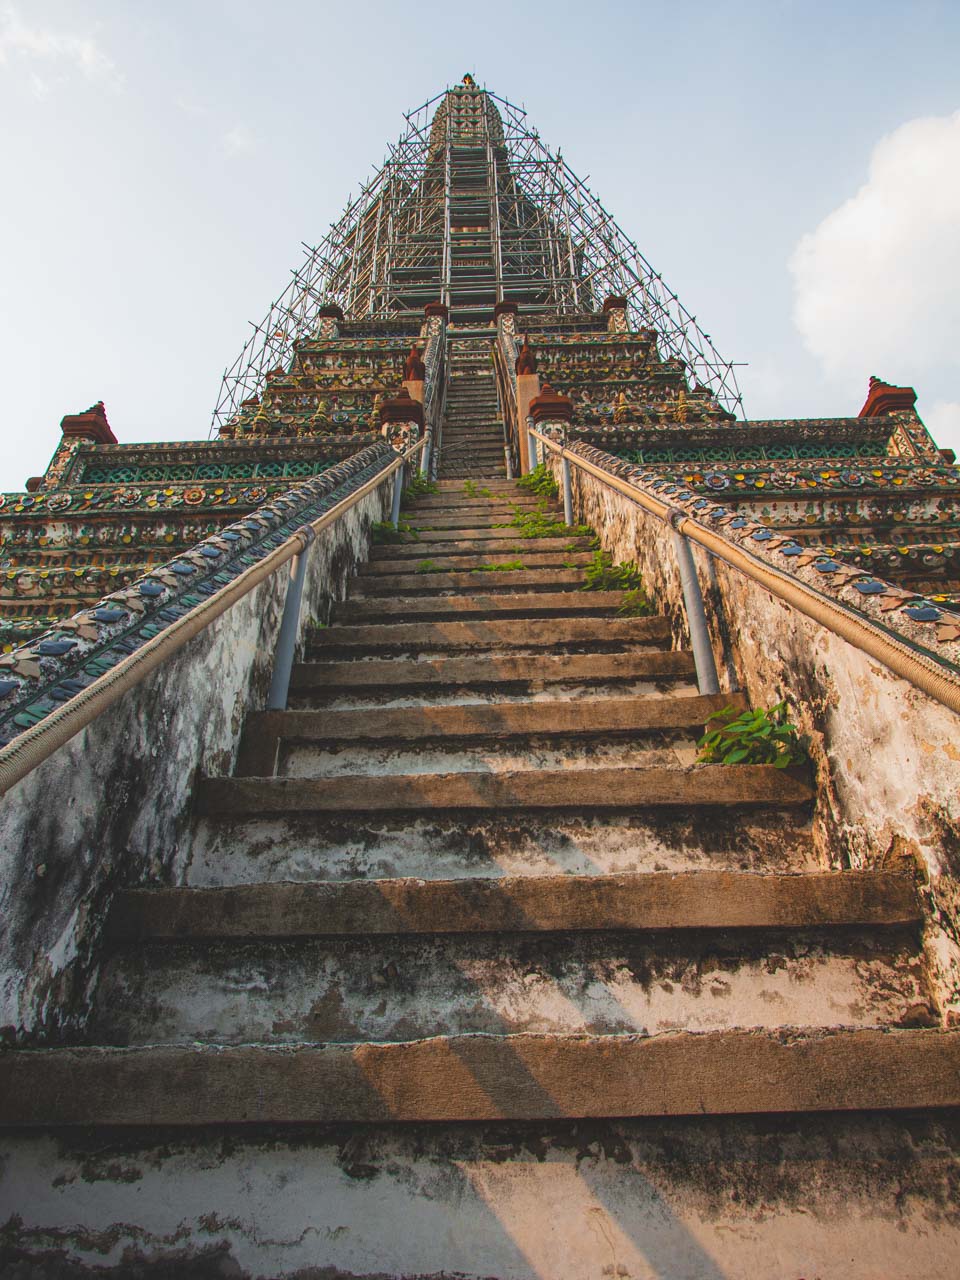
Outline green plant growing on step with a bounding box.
[371,520,420,545]
[697,702,809,769]
[580,549,645,593]
[415,559,446,574]
[471,560,525,573]
[463,479,479,497]
[495,505,593,541]
[516,464,558,499]
[616,587,653,617]
[402,475,439,505]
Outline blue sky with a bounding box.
[1,0,958,487]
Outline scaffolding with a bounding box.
[211,81,743,432]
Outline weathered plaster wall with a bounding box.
[559,458,960,1020]
[0,484,390,1043]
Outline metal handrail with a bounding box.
[529,426,960,715]
[492,335,520,479]
[0,438,425,798]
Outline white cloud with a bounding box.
[790,111,960,387]
[223,125,258,157]
[0,3,121,92]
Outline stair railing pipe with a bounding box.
[671,528,720,695]
[527,425,960,717]
[391,466,404,527]
[562,458,574,527]
[266,529,315,711]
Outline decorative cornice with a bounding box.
[858,376,918,418]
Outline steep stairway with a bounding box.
[4,481,957,1277]
[16,480,944,1107]
[438,337,505,479]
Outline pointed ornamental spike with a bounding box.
[404,345,426,381]
[516,338,538,376]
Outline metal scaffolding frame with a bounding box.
[211,83,743,432]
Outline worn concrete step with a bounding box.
[398,524,569,544]
[187,807,817,886]
[409,495,551,512]
[307,615,671,653]
[337,588,624,619]
[435,479,524,492]
[360,551,595,574]
[367,536,594,560]
[401,513,550,531]
[197,764,815,817]
[439,470,508,479]
[291,649,694,693]
[89,926,929,1048]
[351,568,589,596]
[238,693,739,770]
[108,871,919,942]
[5,1029,959,1125]
[4,1122,956,1276]
[350,568,586,591]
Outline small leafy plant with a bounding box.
[496,505,593,541]
[402,475,439,505]
[581,550,645,593]
[416,559,445,574]
[697,702,809,769]
[371,520,420,545]
[617,587,653,617]
[517,464,558,500]
[471,560,525,573]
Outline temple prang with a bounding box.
[1,76,959,1280]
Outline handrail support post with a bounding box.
[267,527,315,711]
[562,457,574,526]
[391,463,404,527]
[672,530,720,696]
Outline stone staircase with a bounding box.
[438,337,505,479]
[3,480,959,1276]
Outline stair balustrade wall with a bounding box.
[0,484,391,1042]
[555,448,960,1022]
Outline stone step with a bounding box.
[337,586,624,616]
[406,513,554,531]
[291,649,695,694]
[367,536,594,560]
[434,479,523,492]
[186,807,817,886]
[5,1029,958,1125]
[307,614,671,653]
[89,924,928,1048]
[359,551,595,574]
[409,523,574,541]
[196,763,815,817]
[108,871,919,941]
[409,495,551,511]
[351,568,589,595]
[237,692,740,771]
